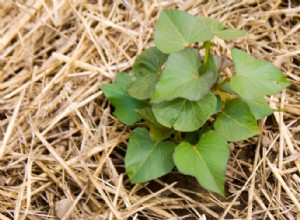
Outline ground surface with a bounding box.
[0,0,300,219]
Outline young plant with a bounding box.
[100,10,289,195]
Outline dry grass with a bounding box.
[0,0,300,219]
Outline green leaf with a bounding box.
[125,128,176,183]
[100,73,147,125]
[214,98,260,141]
[128,73,159,100]
[132,47,168,76]
[154,10,212,53]
[152,92,217,132]
[136,107,172,141]
[214,95,222,114]
[199,17,246,40]
[173,131,230,195]
[220,80,236,94]
[243,97,275,120]
[231,49,290,99]
[151,48,217,103]
[128,47,168,100]
[199,17,224,33]
[214,29,246,40]
[207,53,218,74]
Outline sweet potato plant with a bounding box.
[100,10,289,195]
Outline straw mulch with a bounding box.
[0,0,300,219]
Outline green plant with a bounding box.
[100,10,289,195]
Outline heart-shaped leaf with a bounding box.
[128,47,168,100]
[230,49,290,99]
[173,131,230,195]
[214,98,259,141]
[152,92,217,132]
[125,128,176,183]
[151,48,217,103]
[136,107,172,141]
[100,73,147,125]
[154,10,212,53]
[243,97,275,120]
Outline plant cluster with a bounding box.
[100,10,289,195]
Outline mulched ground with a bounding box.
[0,0,300,219]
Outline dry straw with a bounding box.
[0,0,300,219]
